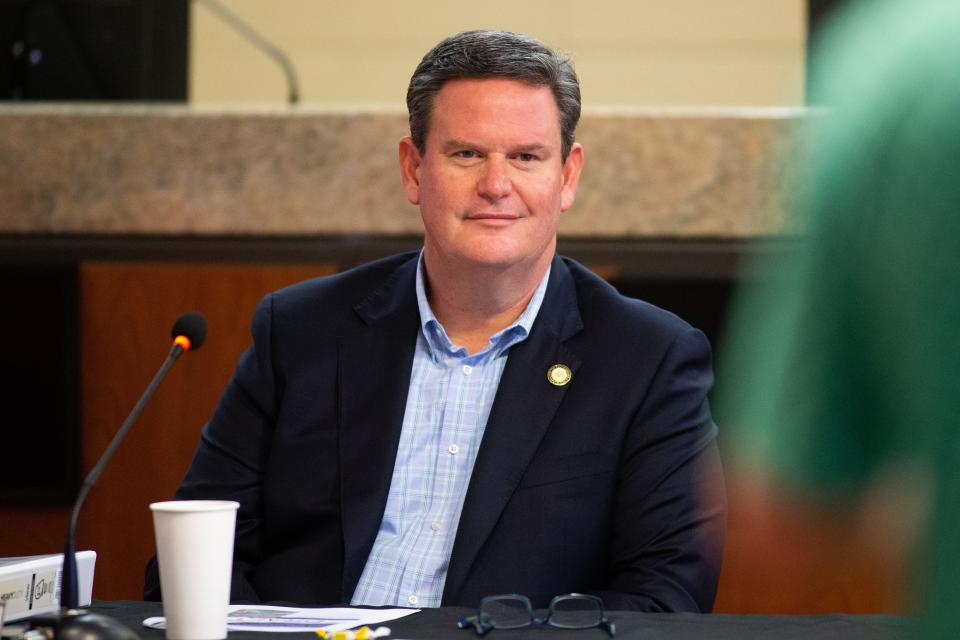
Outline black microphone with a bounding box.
[33,312,207,640]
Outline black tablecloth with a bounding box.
[82,600,912,640]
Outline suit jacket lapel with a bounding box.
[338,257,420,600]
[443,256,584,603]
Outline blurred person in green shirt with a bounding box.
[721,0,960,636]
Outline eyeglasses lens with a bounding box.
[549,596,603,629]
[482,596,532,629]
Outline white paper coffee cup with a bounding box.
[150,500,239,640]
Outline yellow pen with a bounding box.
[315,625,390,640]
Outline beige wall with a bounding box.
[190,0,806,108]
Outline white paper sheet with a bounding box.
[143,604,420,633]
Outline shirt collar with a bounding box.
[415,250,551,361]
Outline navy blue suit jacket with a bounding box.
[145,252,724,611]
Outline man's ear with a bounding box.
[399,136,422,205]
[559,142,585,213]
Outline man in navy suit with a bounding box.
[146,30,724,612]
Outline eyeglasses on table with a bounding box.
[457,593,615,636]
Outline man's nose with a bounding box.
[477,157,512,201]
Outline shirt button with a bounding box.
[462,364,473,375]
[408,594,419,605]
[431,521,442,532]
[448,444,460,454]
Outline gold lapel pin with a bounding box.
[547,364,572,387]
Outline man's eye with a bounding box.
[455,150,478,159]
[518,153,537,162]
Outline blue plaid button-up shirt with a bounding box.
[350,253,550,608]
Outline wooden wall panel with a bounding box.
[76,262,333,600]
[0,509,71,556]
[713,482,913,614]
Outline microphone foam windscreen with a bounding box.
[171,311,208,350]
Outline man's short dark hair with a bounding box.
[406,30,581,160]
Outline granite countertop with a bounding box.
[0,104,806,238]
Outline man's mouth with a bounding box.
[467,212,521,221]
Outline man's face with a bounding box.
[399,78,583,274]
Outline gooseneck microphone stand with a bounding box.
[32,312,207,640]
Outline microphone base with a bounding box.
[30,609,139,640]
